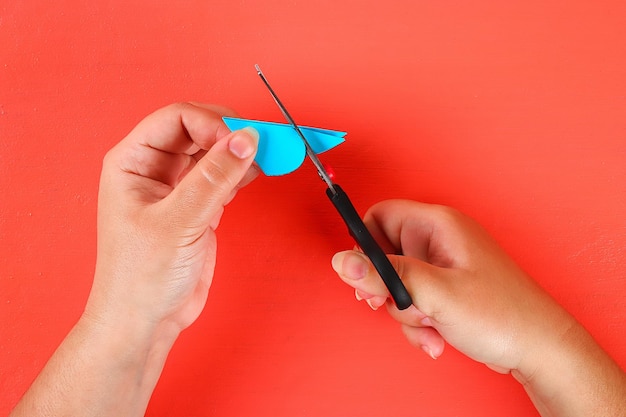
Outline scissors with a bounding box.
[255,65,413,310]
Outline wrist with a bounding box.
[512,307,578,383]
[10,305,181,417]
[74,310,180,412]
[512,315,626,416]
[78,304,181,366]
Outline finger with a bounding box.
[238,163,261,189]
[110,103,238,188]
[354,289,388,311]
[173,150,261,189]
[130,102,234,154]
[331,249,448,319]
[401,324,446,360]
[332,250,389,296]
[363,200,436,262]
[333,249,448,359]
[360,217,399,255]
[179,103,259,190]
[385,303,432,327]
[164,128,259,235]
[188,102,239,118]
[364,200,475,268]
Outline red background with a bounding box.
[2,1,625,415]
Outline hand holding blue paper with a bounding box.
[222,117,346,176]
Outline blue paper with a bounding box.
[222,117,346,176]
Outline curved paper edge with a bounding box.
[222,117,345,176]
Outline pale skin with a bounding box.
[10,103,626,416]
[331,201,626,416]
[10,102,261,416]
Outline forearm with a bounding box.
[514,320,626,417]
[10,312,179,417]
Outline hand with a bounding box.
[331,199,574,374]
[87,102,259,335]
[10,103,261,417]
[332,200,626,416]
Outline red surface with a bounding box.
[2,1,625,415]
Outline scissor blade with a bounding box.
[255,65,336,193]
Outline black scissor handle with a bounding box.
[326,184,413,310]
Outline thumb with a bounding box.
[387,253,449,315]
[333,250,447,316]
[333,250,450,359]
[165,127,258,234]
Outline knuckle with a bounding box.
[434,204,464,224]
[432,204,475,234]
[169,101,195,112]
[199,157,237,194]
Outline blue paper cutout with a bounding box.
[222,117,346,176]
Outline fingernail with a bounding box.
[229,128,259,159]
[421,345,438,360]
[366,298,382,311]
[355,290,363,301]
[367,296,387,310]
